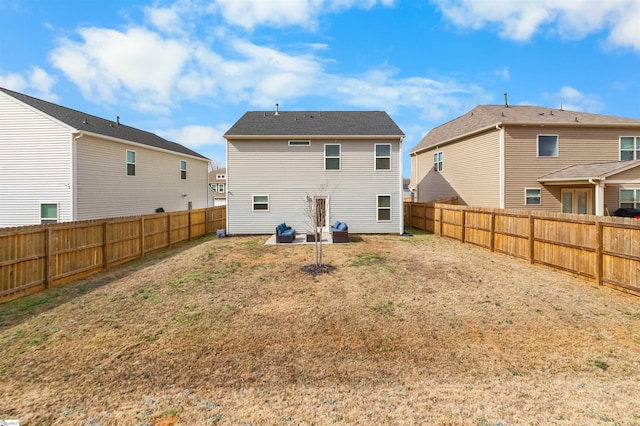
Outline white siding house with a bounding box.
[0,87,210,228]
[224,110,405,235]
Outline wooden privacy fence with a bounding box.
[405,202,640,297]
[0,206,226,303]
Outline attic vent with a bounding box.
[275,103,279,115]
[574,117,579,122]
[539,112,544,115]
[550,110,554,115]
[83,117,88,124]
[501,112,505,117]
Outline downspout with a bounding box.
[399,136,405,235]
[72,132,83,221]
[497,124,505,208]
[589,178,604,216]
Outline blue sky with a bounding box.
[1,0,639,176]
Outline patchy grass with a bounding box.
[1,233,640,425]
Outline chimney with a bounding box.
[504,93,509,107]
[275,103,279,115]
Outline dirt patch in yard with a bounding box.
[1,232,640,425]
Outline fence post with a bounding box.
[490,212,496,252]
[439,206,443,236]
[103,221,109,269]
[460,209,466,243]
[44,228,52,289]
[188,210,192,240]
[528,213,535,264]
[140,216,145,256]
[595,220,603,285]
[168,213,173,247]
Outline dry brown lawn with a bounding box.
[1,231,640,425]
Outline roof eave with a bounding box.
[224,134,405,140]
[76,130,210,162]
[410,123,501,155]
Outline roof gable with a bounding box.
[411,105,640,154]
[224,111,405,138]
[0,87,208,160]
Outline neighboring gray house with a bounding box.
[224,109,405,235]
[208,167,227,206]
[0,87,210,228]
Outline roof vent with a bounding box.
[574,117,579,122]
[501,112,505,117]
[275,103,279,115]
[550,110,554,116]
[504,92,509,107]
[83,117,88,124]
[560,102,564,111]
[116,116,120,125]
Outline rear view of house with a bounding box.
[224,109,405,235]
[0,87,210,227]
[410,103,640,215]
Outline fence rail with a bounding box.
[0,206,226,303]
[404,201,640,297]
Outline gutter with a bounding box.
[74,130,210,162]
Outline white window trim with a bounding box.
[218,183,225,193]
[289,140,311,146]
[433,151,443,172]
[619,136,640,161]
[252,194,270,211]
[180,160,187,180]
[126,150,136,177]
[324,143,341,171]
[40,202,59,224]
[374,143,392,171]
[619,188,640,209]
[525,187,542,205]
[377,194,392,222]
[537,134,559,157]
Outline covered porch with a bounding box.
[538,160,640,216]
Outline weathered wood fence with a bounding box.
[405,201,640,297]
[0,206,226,303]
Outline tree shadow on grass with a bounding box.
[0,235,215,332]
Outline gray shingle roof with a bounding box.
[224,111,404,138]
[411,105,640,154]
[538,160,640,181]
[0,87,208,160]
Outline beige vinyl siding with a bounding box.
[604,166,640,211]
[227,138,402,234]
[0,93,73,227]
[413,129,501,206]
[503,126,624,211]
[76,135,209,220]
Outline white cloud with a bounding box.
[49,27,190,111]
[157,124,228,149]
[543,86,603,113]
[432,0,640,50]
[0,66,58,101]
[211,0,396,30]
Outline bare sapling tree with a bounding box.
[303,182,332,269]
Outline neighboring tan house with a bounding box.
[224,109,405,234]
[208,167,227,206]
[0,87,210,227]
[410,103,640,216]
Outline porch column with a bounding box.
[594,181,605,216]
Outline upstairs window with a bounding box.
[434,151,443,172]
[40,203,58,224]
[620,137,640,160]
[218,183,225,193]
[180,160,187,179]
[325,144,341,170]
[375,144,391,170]
[126,150,136,176]
[538,135,559,157]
